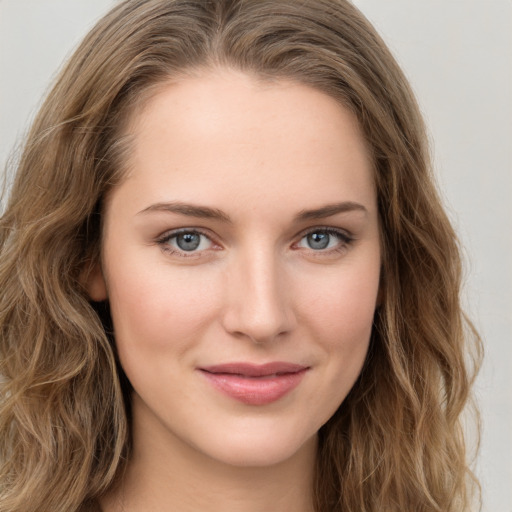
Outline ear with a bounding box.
[83,261,108,302]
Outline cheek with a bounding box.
[300,261,379,344]
[298,260,379,395]
[106,260,223,358]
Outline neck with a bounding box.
[100,398,317,512]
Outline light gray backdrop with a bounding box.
[1,1,510,510]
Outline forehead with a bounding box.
[111,68,376,219]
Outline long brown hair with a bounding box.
[0,1,482,510]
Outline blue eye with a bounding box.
[175,232,202,251]
[158,230,213,254]
[305,232,330,250]
[297,229,351,251]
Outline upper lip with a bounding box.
[199,362,308,377]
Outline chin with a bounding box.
[198,428,318,469]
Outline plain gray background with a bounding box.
[1,1,511,510]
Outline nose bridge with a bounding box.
[223,244,294,343]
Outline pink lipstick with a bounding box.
[198,362,308,405]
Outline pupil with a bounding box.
[177,233,201,251]
[307,232,329,250]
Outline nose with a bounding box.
[221,248,296,344]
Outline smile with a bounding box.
[198,362,309,405]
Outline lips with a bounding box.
[198,362,309,405]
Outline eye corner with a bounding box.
[293,226,355,255]
[155,228,222,258]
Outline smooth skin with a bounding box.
[90,68,381,512]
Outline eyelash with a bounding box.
[295,227,354,255]
[156,228,217,258]
[155,226,354,258]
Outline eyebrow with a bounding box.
[137,200,367,223]
[294,201,368,221]
[137,201,232,222]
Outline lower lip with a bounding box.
[199,369,308,405]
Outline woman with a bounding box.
[0,1,482,511]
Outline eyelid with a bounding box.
[296,226,354,243]
[154,225,354,258]
[292,226,355,253]
[156,227,220,257]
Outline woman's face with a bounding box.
[90,69,381,468]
